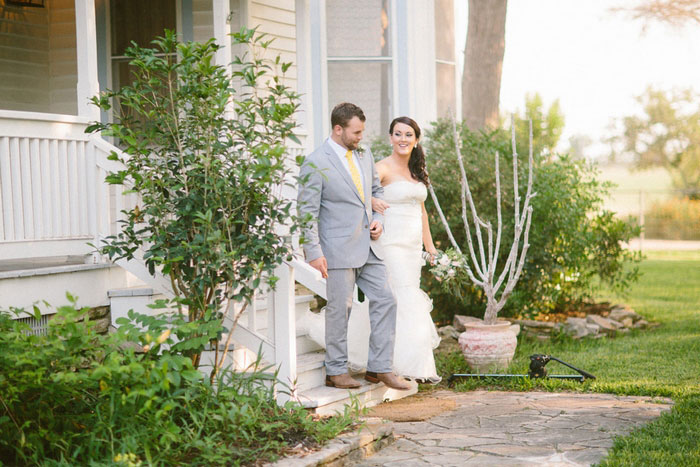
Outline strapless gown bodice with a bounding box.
[381,181,427,288]
[382,180,427,205]
[305,179,441,381]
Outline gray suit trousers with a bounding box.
[325,249,397,376]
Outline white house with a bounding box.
[0,0,459,413]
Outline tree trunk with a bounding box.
[462,0,508,130]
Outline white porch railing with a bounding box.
[0,109,174,294]
[0,110,99,261]
[0,109,333,403]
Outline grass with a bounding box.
[433,250,700,465]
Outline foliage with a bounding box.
[87,29,303,372]
[642,197,700,240]
[369,135,392,162]
[0,299,356,465]
[610,87,700,198]
[423,119,642,321]
[611,0,700,28]
[507,92,565,157]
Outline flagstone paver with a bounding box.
[351,390,672,467]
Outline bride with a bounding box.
[307,116,442,383]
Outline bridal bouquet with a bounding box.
[423,249,466,282]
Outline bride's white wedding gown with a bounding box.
[305,180,441,381]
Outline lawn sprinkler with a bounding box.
[447,354,596,385]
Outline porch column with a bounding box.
[213,0,234,116]
[213,0,233,66]
[75,0,100,121]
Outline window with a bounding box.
[434,0,456,118]
[110,0,176,92]
[326,0,392,138]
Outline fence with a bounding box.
[604,189,700,242]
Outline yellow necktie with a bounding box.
[345,150,364,199]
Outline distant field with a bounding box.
[596,164,672,216]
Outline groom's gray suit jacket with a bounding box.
[298,140,385,269]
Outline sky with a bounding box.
[456,0,700,159]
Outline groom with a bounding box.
[297,102,410,390]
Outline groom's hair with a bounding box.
[331,102,366,128]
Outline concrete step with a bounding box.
[294,350,326,391]
[297,378,418,416]
[296,333,324,354]
[200,347,417,415]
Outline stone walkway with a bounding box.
[351,390,672,466]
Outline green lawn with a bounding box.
[434,250,700,465]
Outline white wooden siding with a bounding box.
[192,0,298,90]
[249,0,297,87]
[0,4,50,112]
[192,0,214,43]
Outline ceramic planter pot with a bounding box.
[458,321,518,372]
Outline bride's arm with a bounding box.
[372,197,389,213]
[421,202,438,258]
[372,160,390,214]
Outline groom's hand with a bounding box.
[369,220,383,240]
[309,256,328,279]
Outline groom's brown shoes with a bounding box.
[325,373,362,389]
[364,371,411,390]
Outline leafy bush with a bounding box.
[0,300,355,465]
[422,119,642,322]
[87,29,303,373]
[643,197,700,240]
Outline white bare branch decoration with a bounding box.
[428,115,536,324]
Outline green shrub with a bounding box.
[87,28,303,374]
[422,119,642,322]
[643,197,700,240]
[0,299,356,466]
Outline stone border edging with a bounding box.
[269,418,394,467]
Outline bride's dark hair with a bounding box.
[389,116,430,186]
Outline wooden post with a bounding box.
[86,141,99,263]
[212,0,234,118]
[273,263,297,404]
[0,137,14,241]
[75,0,100,121]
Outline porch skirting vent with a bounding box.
[14,313,54,336]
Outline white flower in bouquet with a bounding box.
[424,249,465,282]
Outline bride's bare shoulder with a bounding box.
[376,157,392,177]
[376,157,391,167]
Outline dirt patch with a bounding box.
[367,393,457,422]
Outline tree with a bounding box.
[611,0,700,28]
[612,87,700,198]
[428,118,535,324]
[567,134,593,160]
[462,0,508,130]
[509,93,565,157]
